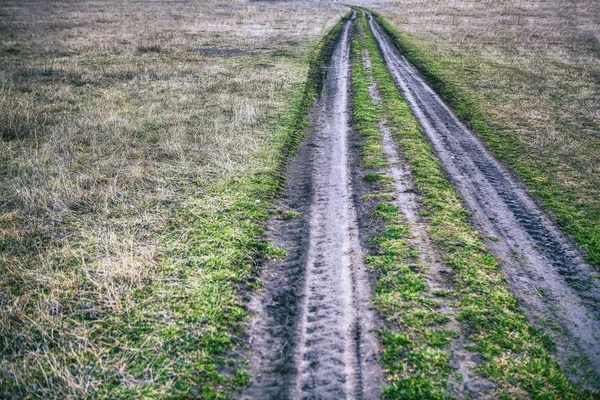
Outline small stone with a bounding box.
[464,381,478,393]
[471,353,483,364]
[464,378,496,393]
[448,358,460,370]
[480,378,497,391]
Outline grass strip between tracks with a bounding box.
[351,15,456,399]
[365,9,600,267]
[353,10,594,399]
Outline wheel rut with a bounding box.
[366,11,600,379]
[241,8,600,398]
[361,46,497,398]
[241,11,384,399]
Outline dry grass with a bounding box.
[0,0,344,397]
[358,0,600,263]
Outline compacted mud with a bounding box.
[242,12,384,399]
[366,11,600,376]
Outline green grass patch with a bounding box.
[363,172,383,183]
[351,14,456,398]
[98,14,353,398]
[0,11,350,399]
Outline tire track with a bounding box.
[242,12,383,399]
[361,46,496,398]
[366,11,600,379]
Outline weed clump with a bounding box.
[0,101,43,141]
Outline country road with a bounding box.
[241,8,600,400]
[2,1,598,398]
[242,11,384,399]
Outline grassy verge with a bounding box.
[153,14,350,398]
[353,10,595,398]
[366,9,600,266]
[0,1,347,397]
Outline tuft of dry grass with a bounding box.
[0,0,345,397]
[357,0,600,264]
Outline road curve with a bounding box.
[366,11,600,376]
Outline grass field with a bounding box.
[0,1,345,397]
[1,0,598,398]
[358,0,600,265]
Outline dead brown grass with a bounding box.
[366,0,600,178]
[0,0,345,397]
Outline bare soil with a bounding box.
[362,47,497,399]
[241,12,384,399]
[240,8,599,399]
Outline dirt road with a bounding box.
[241,8,599,399]
[242,11,384,399]
[366,11,600,376]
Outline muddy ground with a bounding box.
[241,11,384,399]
